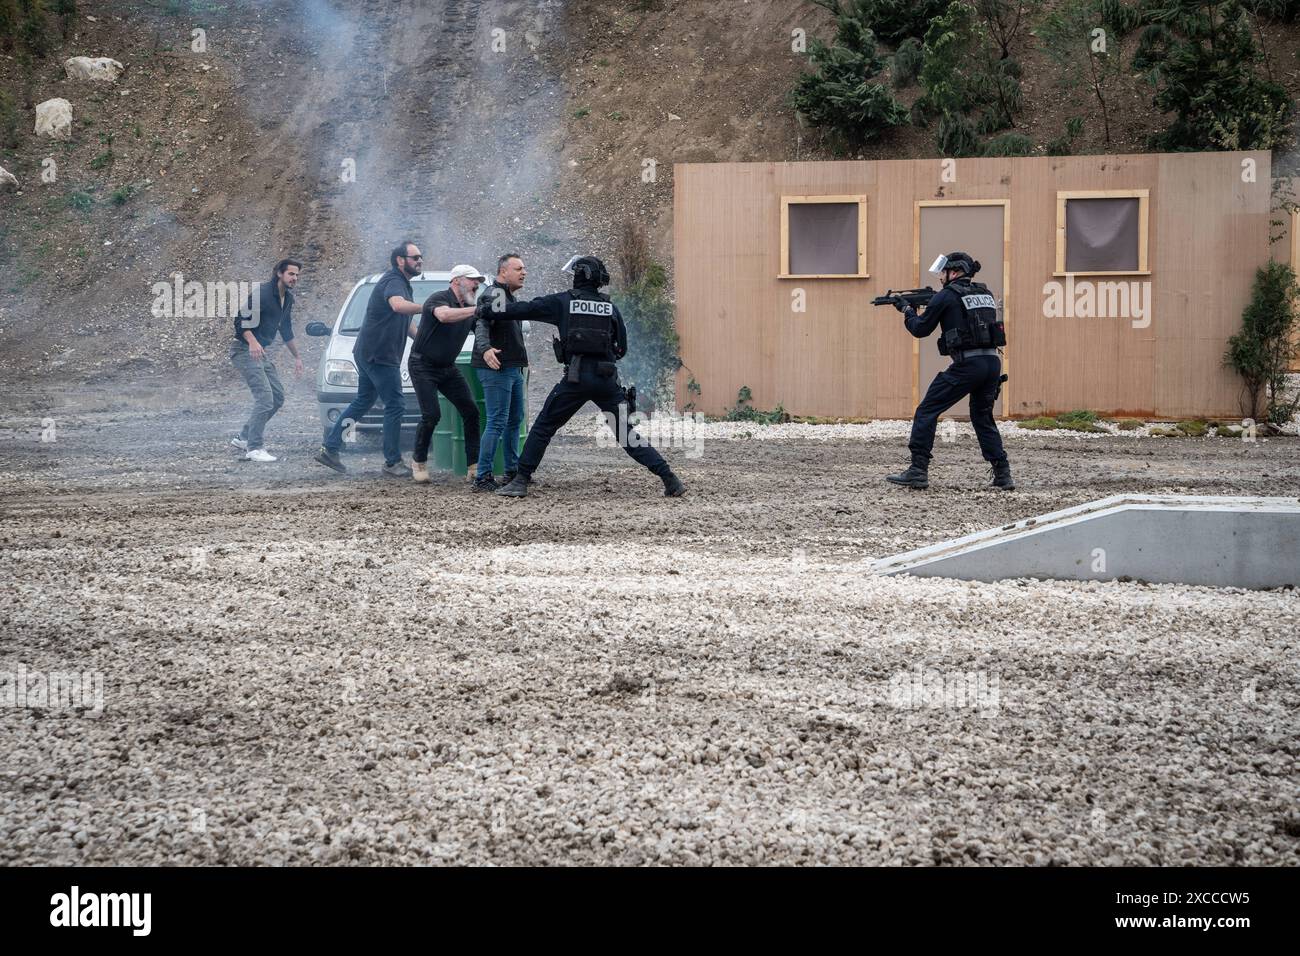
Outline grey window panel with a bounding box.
[1065,197,1140,272]
[788,202,860,275]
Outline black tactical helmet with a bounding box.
[942,251,980,278]
[569,255,610,288]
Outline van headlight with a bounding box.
[325,359,359,387]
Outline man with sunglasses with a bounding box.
[315,240,425,476]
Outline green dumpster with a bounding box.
[431,351,528,476]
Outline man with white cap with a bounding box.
[408,264,487,484]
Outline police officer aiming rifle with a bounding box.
[885,251,1015,491]
[476,255,687,499]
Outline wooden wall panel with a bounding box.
[674,151,1273,420]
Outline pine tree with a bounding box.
[53,0,73,38]
[0,0,21,51]
[17,0,51,57]
[791,6,910,146]
[1134,0,1291,150]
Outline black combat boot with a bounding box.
[886,465,929,489]
[662,471,686,497]
[990,459,1015,490]
[496,473,531,497]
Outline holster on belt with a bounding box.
[566,354,582,383]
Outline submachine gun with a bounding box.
[871,287,936,311]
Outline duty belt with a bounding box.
[956,348,1001,358]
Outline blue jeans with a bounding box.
[475,366,524,479]
[323,357,405,466]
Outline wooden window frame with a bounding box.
[779,195,869,279]
[1291,207,1299,275]
[1054,189,1151,277]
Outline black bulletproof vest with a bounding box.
[562,291,615,359]
[939,279,1006,355]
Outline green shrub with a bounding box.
[1135,0,1293,151]
[891,37,923,88]
[982,132,1034,155]
[918,1,1023,154]
[1225,260,1300,424]
[89,150,114,169]
[1175,419,1208,436]
[1016,416,1057,429]
[1113,418,1143,430]
[937,113,981,156]
[65,189,94,212]
[1055,418,1105,433]
[19,0,51,57]
[726,386,789,425]
[53,0,72,36]
[1018,410,1105,432]
[0,0,18,51]
[109,183,135,205]
[791,7,910,146]
[1046,116,1085,156]
[0,88,18,148]
[1056,409,1099,425]
[1243,0,1300,21]
[814,0,953,45]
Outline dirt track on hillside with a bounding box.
[1,380,1298,865]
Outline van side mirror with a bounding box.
[305,321,331,337]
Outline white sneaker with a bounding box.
[230,437,248,451]
[412,461,430,483]
[245,448,277,462]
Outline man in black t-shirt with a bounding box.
[315,240,425,476]
[409,264,486,485]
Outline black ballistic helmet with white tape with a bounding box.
[928,251,980,279]
[563,254,611,289]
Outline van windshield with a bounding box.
[339,279,450,334]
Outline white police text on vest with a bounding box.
[570,299,613,316]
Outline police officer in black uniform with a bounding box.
[479,255,686,498]
[887,251,1015,491]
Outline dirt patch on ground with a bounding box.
[1,381,1297,865]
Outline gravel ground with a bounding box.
[1,379,1298,866]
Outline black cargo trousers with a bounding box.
[517,360,671,480]
[908,353,1008,469]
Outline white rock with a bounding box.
[35,99,73,139]
[64,56,125,82]
[0,166,17,192]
